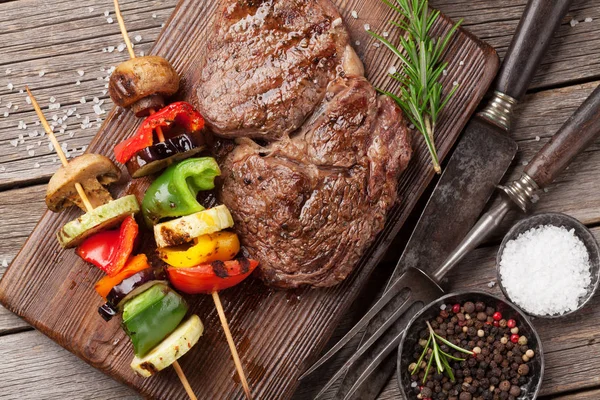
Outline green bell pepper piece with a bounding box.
[122,284,189,357]
[142,157,221,227]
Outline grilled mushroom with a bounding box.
[109,56,180,117]
[46,154,121,212]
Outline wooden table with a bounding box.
[1,0,600,399]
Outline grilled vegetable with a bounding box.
[105,267,168,311]
[168,257,259,294]
[114,102,205,165]
[142,157,220,226]
[131,314,203,377]
[57,195,140,248]
[108,56,180,117]
[126,132,206,178]
[159,231,240,268]
[77,215,138,276]
[153,205,234,248]
[46,154,120,212]
[94,254,150,299]
[122,284,188,357]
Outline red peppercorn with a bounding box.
[452,304,461,313]
[510,334,519,343]
[493,321,499,327]
[493,312,502,321]
[507,319,516,328]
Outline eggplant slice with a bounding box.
[126,131,206,178]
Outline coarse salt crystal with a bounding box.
[499,224,592,316]
[28,150,35,156]
[10,139,18,147]
[107,17,114,24]
[135,35,142,42]
[383,31,389,37]
[570,18,579,27]
[388,65,397,74]
[107,46,115,53]
[459,60,464,66]
[75,80,81,86]
[88,7,94,13]
[39,70,45,77]
[3,112,9,118]
[363,24,370,31]
[104,10,110,17]
[535,136,540,141]
[34,162,40,168]
[585,17,593,23]
[93,96,99,103]
[7,83,13,91]
[117,43,127,52]
[440,304,446,310]
[25,96,31,104]
[152,13,157,18]
[80,97,86,104]
[5,68,11,75]
[1,259,7,267]
[351,10,358,19]
[487,281,496,288]
[77,70,85,76]
[49,96,56,103]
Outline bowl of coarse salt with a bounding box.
[497,212,600,318]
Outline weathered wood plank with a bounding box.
[0,330,139,400]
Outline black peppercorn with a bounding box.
[476,312,487,321]
[421,387,433,398]
[459,392,472,400]
[485,307,495,316]
[518,364,529,376]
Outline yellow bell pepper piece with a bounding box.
[158,231,240,268]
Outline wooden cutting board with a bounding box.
[0,1,498,399]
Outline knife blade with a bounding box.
[328,0,573,398]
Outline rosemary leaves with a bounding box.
[368,0,461,173]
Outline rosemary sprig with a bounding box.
[410,321,473,384]
[368,0,462,173]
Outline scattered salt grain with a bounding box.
[9,139,18,147]
[80,97,86,104]
[28,150,35,157]
[383,31,389,38]
[104,10,110,17]
[25,96,31,105]
[442,69,448,76]
[459,60,464,66]
[373,42,380,48]
[6,102,12,109]
[487,281,496,288]
[411,381,418,388]
[107,17,114,24]
[585,17,593,23]
[522,161,528,166]
[351,10,358,19]
[139,51,145,57]
[535,136,540,141]
[75,80,81,86]
[88,7,94,13]
[152,13,157,18]
[570,18,579,27]
[49,96,56,103]
[5,68,11,75]
[453,81,459,86]
[355,40,361,46]
[117,43,127,52]
[439,304,447,310]
[107,46,115,53]
[3,112,9,118]
[13,105,18,110]
[135,35,142,42]
[39,70,45,77]
[1,259,7,267]
[363,24,370,31]
[7,83,13,91]
[77,70,85,76]
[388,65,397,74]
[499,224,592,316]
[34,163,40,168]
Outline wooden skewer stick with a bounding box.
[113,0,165,142]
[112,1,253,398]
[212,291,252,399]
[26,86,197,400]
[26,87,94,212]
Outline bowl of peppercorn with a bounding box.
[397,291,543,400]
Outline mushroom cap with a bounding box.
[46,154,121,212]
[108,56,180,109]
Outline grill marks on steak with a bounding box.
[219,77,412,287]
[196,0,356,140]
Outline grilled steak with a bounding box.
[198,0,412,288]
[196,0,363,140]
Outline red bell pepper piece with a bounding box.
[167,258,259,294]
[94,254,150,299]
[76,215,139,277]
[114,101,205,163]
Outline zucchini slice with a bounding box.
[57,195,140,248]
[130,314,203,377]
[153,205,234,248]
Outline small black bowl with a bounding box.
[497,212,600,318]
[397,291,544,400]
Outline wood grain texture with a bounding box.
[0,0,499,399]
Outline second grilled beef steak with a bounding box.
[198,0,412,288]
[220,77,412,288]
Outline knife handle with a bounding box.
[525,84,600,188]
[495,0,572,101]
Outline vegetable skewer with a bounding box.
[112,1,252,398]
[26,87,198,400]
